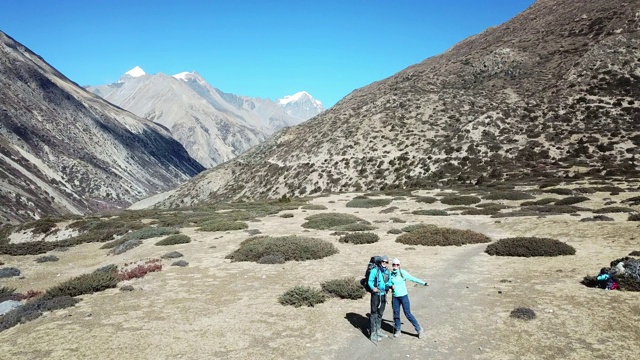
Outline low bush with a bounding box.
[155,234,191,246]
[321,277,365,299]
[396,226,491,246]
[346,198,393,208]
[486,237,576,257]
[628,214,640,221]
[483,191,535,201]
[301,213,369,230]
[116,260,162,281]
[122,227,179,241]
[110,239,142,255]
[476,203,511,210]
[412,210,448,216]
[198,221,248,232]
[339,233,379,244]
[120,285,135,291]
[445,206,475,211]
[387,228,402,234]
[42,270,119,300]
[414,196,437,204]
[379,206,399,214]
[401,224,437,233]
[226,236,338,263]
[573,187,597,194]
[0,296,80,332]
[172,260,189,267]
[461,208,499,216]
[161,251,184,259]
[278,286,327,307]
[554,196,590,206]
[257,254,286,264]
[279,213,294,218]
[510,307,536,320]
[629,251,640,256]
[301,204,328,210]
[0,267,21,278]
[543,188,573,195]
[440,195,481,206]
[593,207,635,213]
[390,217,406,223]
[593,186,625,193]
[580,215,614,222]
[520,198,558,206]
[35,255,59,263]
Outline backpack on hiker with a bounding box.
[360,256,388,293]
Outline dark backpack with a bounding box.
[360,256,386,293]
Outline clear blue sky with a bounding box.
[1,0,534,107]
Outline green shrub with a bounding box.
[301,204,328,210]
[593,207,636,213]
[346,198,393,208]
[280,213,294,218]
[629,214,640,221]
[161,251,184,259]
[35,255,59,263]
[0,296,80,332]
[520,198,558,206]
[461,208,499,216]
[301,213,368,230]
[257,254,286,264]
[226,236,338,262]
[486,237,576,257]
[415,196,437,204]
[401,224,437,233]
[0,267,21,278]
[379,206,399,214]
[440,195,481,206]
[321,277,365,299]
[339,233,379,244]
[412,210,449,216]
[172,260,189,267]
[110,239,142,255]
[198,221,248,232]
[592,186,625,193]
[543,188,573,195]
[278,286,327,307]
[26,218,59,235]
[483,191,535,201]
[387,228,403,234]
[445,206,475,211]
[476,203,511,210]
[396,226,491,246]
[390,217,406,223]
[122,227,179,241]
[554,196,590,206]
[629,250,640,256]
[574,187,597,194]
[155,234,191,246]
[42,270,119,300]
[580,215,614,222]
[510,307,536,320]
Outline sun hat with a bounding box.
[380,255,389,262]
[392,258,401,265]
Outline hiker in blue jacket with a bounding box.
[368,255,393,341]
[390,257,427,339]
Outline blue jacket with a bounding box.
[367,266,392,294]
[390,269,426,297]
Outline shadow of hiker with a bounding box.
[345,312,396,338]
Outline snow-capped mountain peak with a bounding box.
[125,66,146,78]
[277,91,316,105]
[172,71,206,84]
[277,91,325,121]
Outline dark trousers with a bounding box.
[369,292,386,336]
[392,295,421,333]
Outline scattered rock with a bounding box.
[172,260,189,267]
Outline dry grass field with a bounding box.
[1,185,639,360]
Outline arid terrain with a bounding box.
[1,182,639,359]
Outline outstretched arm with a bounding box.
[402,269,427,285]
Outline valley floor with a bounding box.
[1,190,639,359]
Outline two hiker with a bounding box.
[367,255,428,341]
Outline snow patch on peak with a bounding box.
[277,91,317,105]
[125,66,146,77]
[173,71,193,80]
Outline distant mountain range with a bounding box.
[87,69,325,167]
[149,0,640,208]
[0,31,204,223]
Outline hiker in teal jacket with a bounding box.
[390,258,427,338]
[368,255,393,341]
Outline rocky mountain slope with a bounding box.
[0,31,205,224]
[87,70,324,167]
[150,0,639,208]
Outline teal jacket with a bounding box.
[390,268,426,297]
[368,266,392,294]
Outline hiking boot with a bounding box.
[418,329,424,339]
[376,330,388,338]
[370,334,383,341]
[393,331,401,338]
